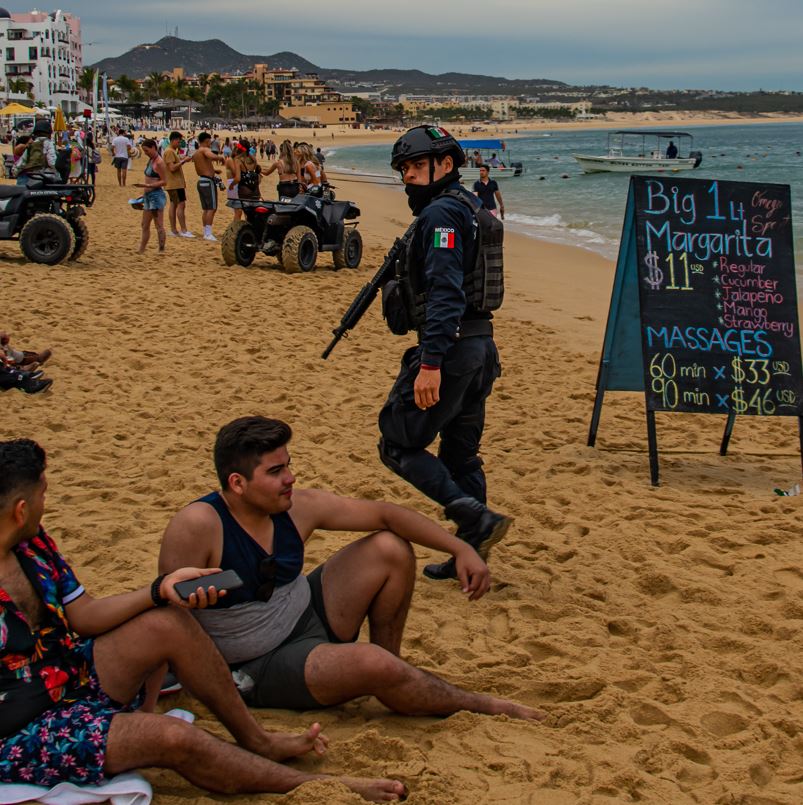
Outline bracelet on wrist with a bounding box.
[150,574,169,607]
[420,363,440,371]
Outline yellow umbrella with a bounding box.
[53,107,66,132]
[0,102,35,116]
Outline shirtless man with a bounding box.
[192,132,226,242]
[0,439,406,802]
[159,416,543,723]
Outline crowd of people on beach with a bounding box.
[112,127,332,252]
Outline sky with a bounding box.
[29,0,803,92]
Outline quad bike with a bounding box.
[0,170,94,265]
[221,190,362,273]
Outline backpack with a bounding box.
[54,148,70,182]
[239,168,260,190]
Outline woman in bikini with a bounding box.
[134,138,168,254]
[262,139,300,199]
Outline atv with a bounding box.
[0,171,95,265]
[221,190,362,273]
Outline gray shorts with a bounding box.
[197,176,218,210]
[232,565,356,710]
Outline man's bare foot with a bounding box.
[340,776,407,802]
[488,697,546,722]
[259,721,329,763]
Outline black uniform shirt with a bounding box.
[414,181,485,367]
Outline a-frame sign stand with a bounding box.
[588,176,803,486]
[587,186,663,485]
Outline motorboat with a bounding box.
[458,139,524,182]
[573,130,702,173]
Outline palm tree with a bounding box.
[78,67,95,102]
[144,71,165,102]
[185,85,203,121]
[114,74,137,101]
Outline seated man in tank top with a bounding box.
[158,416,542,721]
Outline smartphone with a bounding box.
[173,569,244,601]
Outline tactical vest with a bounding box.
[382,188,504,336]
[18,138,46,175]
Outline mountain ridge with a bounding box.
[89,36,566,95]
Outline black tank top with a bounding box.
[196,491,305,609]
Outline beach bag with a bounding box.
[91,149,102,165]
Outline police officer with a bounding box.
[378,125,511,581]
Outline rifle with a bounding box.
[321,223,416,359]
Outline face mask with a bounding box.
[404,168,459,215]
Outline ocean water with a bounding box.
[328,122,803,269]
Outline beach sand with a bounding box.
[1,146,802,804]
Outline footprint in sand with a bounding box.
[700,710,749,737]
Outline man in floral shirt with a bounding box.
[0,439,406,802]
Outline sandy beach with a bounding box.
[1,136,802,804]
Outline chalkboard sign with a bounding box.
[634,176,802,416]
[588,175,803,484]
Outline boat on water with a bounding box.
[458,139,524,182]
[573,130,703,174]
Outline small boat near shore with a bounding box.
[458,139,524,182]
[573,130,703,174]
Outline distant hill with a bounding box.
[89,36,564,95]
[90,37,319,78]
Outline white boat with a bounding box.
[458,138,524,182]
[573,130,702,174]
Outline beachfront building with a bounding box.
[159,64,355,124]
[0,8,82,113]
[278,102,357,125]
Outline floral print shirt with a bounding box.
[0,528,91,738]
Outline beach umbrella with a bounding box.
[53,107,67,132]
[0,102,35,116]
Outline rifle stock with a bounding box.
[321,225,415,359]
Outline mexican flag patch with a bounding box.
[434,227,455,249]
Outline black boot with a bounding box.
[444,496,512,560]
[423,557,457,580]
[422,497,512,581]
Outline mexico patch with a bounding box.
[433,227,455,249]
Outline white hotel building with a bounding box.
[0,7,82,114]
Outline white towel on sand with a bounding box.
[0,772,151,805]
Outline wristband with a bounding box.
[150,574,169,607]
[420,364,440,371]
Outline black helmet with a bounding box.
[32,119,52,137]
[390,125,465,171]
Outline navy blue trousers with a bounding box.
[378,336,500,507]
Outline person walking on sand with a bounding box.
[473,165,504,219]
[134,139,168,254]
[192,132,226,242]
[379,126,510,582]
[163,131,194,238]
[111,127,132,187]
[0,439,406,803]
